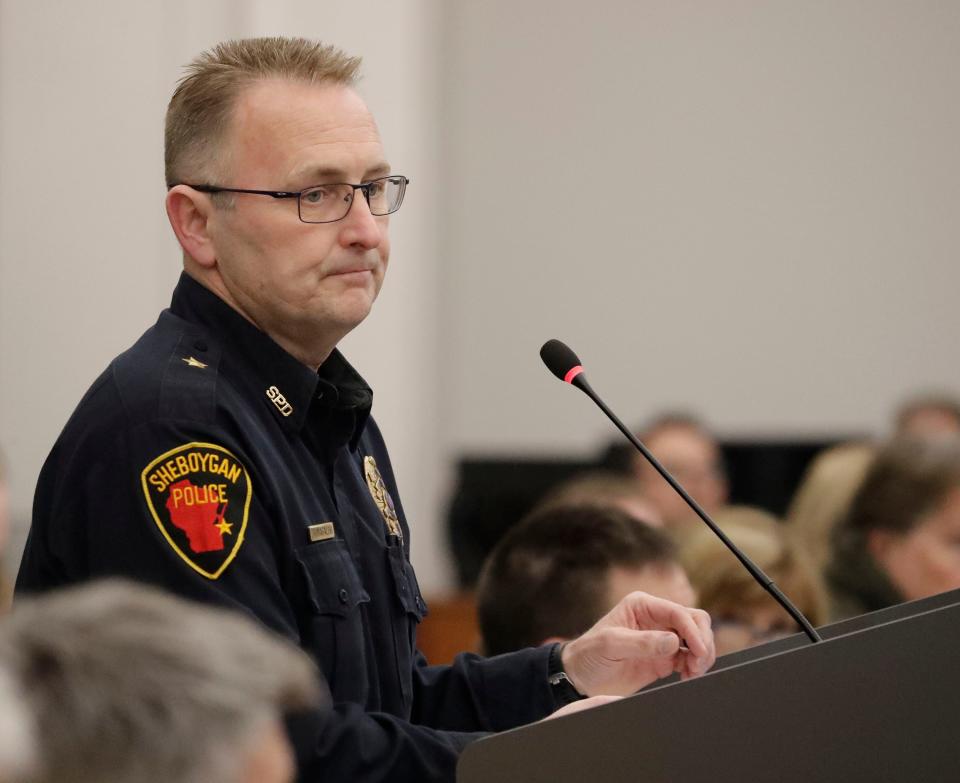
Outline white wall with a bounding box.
[438,0,960,456]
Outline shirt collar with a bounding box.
[169,272,372,443]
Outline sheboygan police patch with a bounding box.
[140,442,251,579]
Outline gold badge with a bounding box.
[363,456,402,540]
[182,356,208,369]
[141,442,252,580]
[308,522,336,543]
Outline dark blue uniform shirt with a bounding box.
[17,273,561,782]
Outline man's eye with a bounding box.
[302,188,330,204]
[366,182,385,197]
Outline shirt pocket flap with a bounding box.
[296,540,371,617]
[387,544,428,620]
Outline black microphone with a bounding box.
[539,338,822,645]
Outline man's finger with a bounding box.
[600,627,681,660]
[626,594,711,660]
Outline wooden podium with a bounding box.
[458,588,960,782]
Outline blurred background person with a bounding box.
[786,441,876,578]
[477,504,695,656]
[828,436,960,621]
[535,471,662,527]
[631,414,728,535]
[0,665,34,783]
[680,506,827,656]
[0,580,325,783]
[894,392,960,439]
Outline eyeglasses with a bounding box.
[171,175,409,224]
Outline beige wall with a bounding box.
[3,1,960,592]
[438,0,960,455]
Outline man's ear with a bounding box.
[866,528,895,565]
[166,185,217,268]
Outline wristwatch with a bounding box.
[547,642,584,706]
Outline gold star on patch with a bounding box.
[182,356,208,369]
[215,518,233,536]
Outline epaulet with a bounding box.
[112,312,220,425]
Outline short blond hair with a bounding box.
[165,37,362,185]
[680,507,828,626]
[786,442,875,572]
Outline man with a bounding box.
[0,580,322,783]
[632,413,729,532]
[477,504,697,655]
[17,38,714,781]
[894,392,960,439]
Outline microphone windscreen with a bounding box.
[540,339,582,381]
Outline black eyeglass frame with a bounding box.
[168,175,409,224]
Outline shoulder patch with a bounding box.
[141,442,251,580]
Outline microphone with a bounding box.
[539,338,822,645]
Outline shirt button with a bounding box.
[193,340,208,352]
[338,588,349,604]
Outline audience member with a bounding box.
[535,471,662,527]
[680,507,827,655]
[631,414,728,533]
[828,436,960,620]
[0,580,324,783]
[477,504,695,656]
[894,393,960,439]
[0,665,34,783]
[786,442,875,575]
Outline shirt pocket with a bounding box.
[295,539,371,704]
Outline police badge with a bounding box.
[363,456,403,540]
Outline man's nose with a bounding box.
[338,190,383,250]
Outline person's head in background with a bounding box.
[828,437,960,621]
[786,441,875,576]
[536,471,663,528]
[0,665,34,783]
[477,504,695,656]
[631,414,728,533]
[895,393,960,439]
[0,580,325,783]
[680,506,827,656]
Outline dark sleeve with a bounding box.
[411,647,560,732]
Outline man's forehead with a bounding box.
[229,78,385,176]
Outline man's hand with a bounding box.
[542,695,622,721]
[561,592,715,696]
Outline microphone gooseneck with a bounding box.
[539,338,822,645]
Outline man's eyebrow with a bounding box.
[292,162,392,183]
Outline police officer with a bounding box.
[17,38,715,782]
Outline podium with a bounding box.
[458,588,960,782]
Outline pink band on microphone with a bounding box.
[564,366,584,384]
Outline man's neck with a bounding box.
[182,267,336,372]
